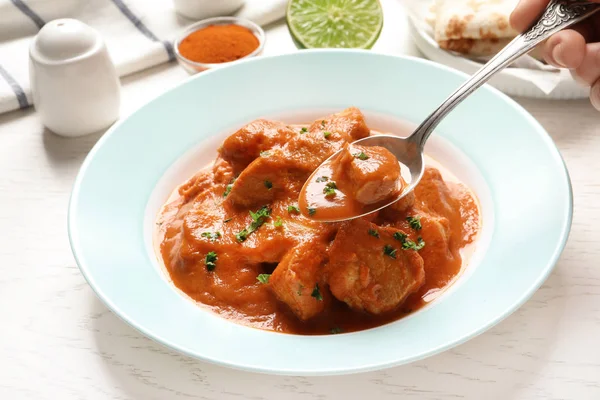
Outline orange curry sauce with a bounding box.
[156,108,480,335]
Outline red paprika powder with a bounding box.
[178,24,260,64]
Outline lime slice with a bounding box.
[287,0,384,49]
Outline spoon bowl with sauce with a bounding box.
[299,137,420,221]
[300,0,599,222]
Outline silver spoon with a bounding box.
[303,0,599,222]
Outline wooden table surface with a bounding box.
[1,3,599,399]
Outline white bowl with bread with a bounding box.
[405,0,589,99]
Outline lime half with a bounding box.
[287,0,384,49]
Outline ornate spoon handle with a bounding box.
[409,0,600,148]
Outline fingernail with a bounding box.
[591,83,600,111]
[552,42,567,68]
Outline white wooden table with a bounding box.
[2,3,600,399]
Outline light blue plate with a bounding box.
[68,50,572,376]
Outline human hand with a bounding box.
[510,0,600,110]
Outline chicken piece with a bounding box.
[212,156,235,185]
[280,108,372,172]
[327,219,425,314]
[308,107,370,142]
[226,151,309,208]
[332,143,402,205]
[413,167,459,218]
[163,187,289,268]
[218,119,296,172]
[282,131,346,172]
[416,213,456,278]
[178,169,214,202]
[270,239,329,320]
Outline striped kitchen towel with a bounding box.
[0,0,287,115]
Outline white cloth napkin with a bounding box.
[0,0,287,115]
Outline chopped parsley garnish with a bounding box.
[307,207,317,216]
[224,218,233,223]
[235,206,271,242]
[407,215,422,231]
[297,284,304,296]
[324,187,336,197]
[205,251,217,271]
[223,178,236,197]
[368,229,380,238]
[260,151,271,156]
[353,152,369,160]
[393,231,425,251]
[321,120,326,127]
[201,232,221,241]
[383,244,397,259]
[393,231,407,242]
[264,180,273,190]
[235,229,249,242]
[249,205,271,224]
[273,216,284,228]
[316,176,329,183]
[256,274,271,284]
[323,181,337,198]
[330,327,343,334]
[403,237,426,251]
[323,131,332,139]
[300,127,308,134]
[287,205,300,214]
[311,284,323,301]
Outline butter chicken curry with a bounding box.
[156,108,480,335]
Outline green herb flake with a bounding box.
[330,327,343,334]
[368,229,380,238]
[311,284,323,301]
[321,120,326,127]
[256,274,271,284]
[323,181,337,198]
[224,218,233,223]
[353,151,369,161]
[201,232,222,241]
[383,244,397,259]
[260,151,271,157]
[297,284,304,296]
[287,205,301,214]
[324,187,336,197]
[307,207,317,216]
[300,127,308,134]
[315,176,329,183]
[223,177,236,197]
[393,231,407,242]
[406,215,422,231]
[273,216,284,228]
[403,237,426,251]
[236,206,271,242]
[205,251,218,271]
[235,229,249,243]
[323,131,332,139]
[264,180,273,190]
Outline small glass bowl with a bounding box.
[173,16,266,74]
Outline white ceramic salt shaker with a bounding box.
[29,19,120,137]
